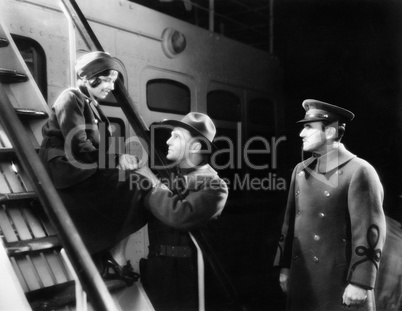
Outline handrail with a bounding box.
[0,87,120,311]
[60,0,243,309]
[59,0,171,179]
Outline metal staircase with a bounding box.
[0,16,127,311]
[0,0,241,309]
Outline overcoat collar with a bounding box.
[177,164,218,190]
[77,85,101,119]
[73,86,111,133]
[299,143,356,174]
[177,163,217,177]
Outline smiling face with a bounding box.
[87,70,118,99]
[299,121,328,154]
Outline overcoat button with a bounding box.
[319,213,325,218]
[336,170,343,175]
[324,191,330,197]
[313,256,319,263]
[314,235,320,241]
[298,171,305,176]
[296,190,300,196]
[296,211,301,217]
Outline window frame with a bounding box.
[146,78,191,115]
[12,35,47,101]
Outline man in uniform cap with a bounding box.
[277,99,386,310]
[135,112,228,310]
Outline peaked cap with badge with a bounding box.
[297,99,355,124]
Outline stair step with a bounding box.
[0,191,37,202]
[0,148,40,160]
[15,108,48,120]
[6,236,60,255]
[27,281,76,311]
[27,279,127,311]
[0,37,9,47]
[0,68,28,83]
[0,147,16,159]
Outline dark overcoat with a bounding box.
[279,144,386,311]
[140,164,228,311]
[40,86,108,189]
[39,86,146,254]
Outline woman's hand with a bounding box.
[117,154,139,170]
[279,268,290,293]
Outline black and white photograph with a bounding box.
[0,0,401,310]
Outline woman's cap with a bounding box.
[75,51,123,79]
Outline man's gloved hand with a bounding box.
[342,284,368,306]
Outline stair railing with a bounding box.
[59,0,243,309]
[0,86,121,311]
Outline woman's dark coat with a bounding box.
[39,86,146,254]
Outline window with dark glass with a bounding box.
[13,35,47,100]
[207,90,241,122]
[248,98,275,126]
[147,79,190,114]
[212,127,242,200]
[247,98,277,188]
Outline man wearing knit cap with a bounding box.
[135,112,228,311]
[277,99,386,310]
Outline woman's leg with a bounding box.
[109,236,131,266]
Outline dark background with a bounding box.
[130,1,402,309]
[274,0,402,221]
[132,0,402,221]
